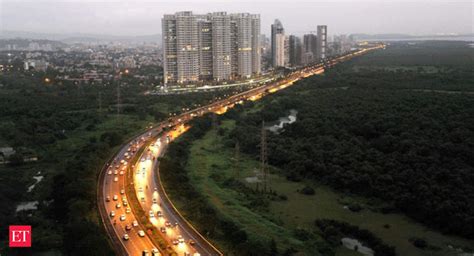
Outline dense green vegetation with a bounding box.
[228,41,474,239]
[0,70,233,255]
[160,41,474,256]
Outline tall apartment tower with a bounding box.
[271,19,285,67]
[198,16,213,80]
[303,33,318,64]
[288,35,302,67]
[250,14,261,75]
[211,12,232,81]
[162,14,178,84]
[317,25,327,60]
[162,11,261,85]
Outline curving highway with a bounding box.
[97,45,384,256]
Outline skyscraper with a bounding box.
[271,19,285,67]
[303,33,318,64]
[162,11,261,85]
[317,25,327,60]
[288,35,302,67]
[211,12,232,81]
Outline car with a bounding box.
[113,195,118,201]
[120,160,125,164]
[108,170,112,175]
[115,203,121,209]
[160,227,166,233]
[114,177,118,182]
[113,170,118,175]
[120,189,125,195]
[151,248,160,256]
[110,211,115,217]
[149,210,154,218]
[164,221,171,228]
[138,230,145,237]
[152,198,157,204]
[157,211,163,217]
[178,235,184,243]
[120,214,126,221]
[119,171,124,175]
[105,196,110,202]
[189,239,196,246]
[132,220,139,227]
[172,239,179,245]
[125,224,132,231]
[154,187,157,191]
[126,207,131,214]
[123,200,128,207]
[142,250,149,256]
[123,234,129,241]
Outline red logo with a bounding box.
[9,225,32,247]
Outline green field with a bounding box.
[183,119,473,256]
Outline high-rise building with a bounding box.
[162,11,261,85]
[271,19,285,67]
[211,12,232,81]
[250,14,261,75]
[317,25,327,60]
[198,17,213,80]
[303,33,318,64]
[284,35,290,66]
[288,35,302,67]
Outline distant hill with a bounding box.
[0,38,67,50]
[0,30,161,45]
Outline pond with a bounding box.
[265,109,298,134]
[341,237,374,256]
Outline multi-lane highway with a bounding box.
[97,44,384,256]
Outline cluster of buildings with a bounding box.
[162,11,261,85]
[162,12,351,86]
[271,20,328,68]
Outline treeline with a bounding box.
[316,219,396,256]
[160,116,281,256]
[226,41,474,238]
[46,134,125,255]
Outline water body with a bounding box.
[341,237,374,256]
[27,172,44,192]
[265,109,298,134]
[16,201,39,212]
[363,36,473,42]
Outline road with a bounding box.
[97,45,384,256]
[99,133,161,256]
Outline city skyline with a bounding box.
[1,0,472,37]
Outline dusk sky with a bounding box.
[1,0,472,37]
